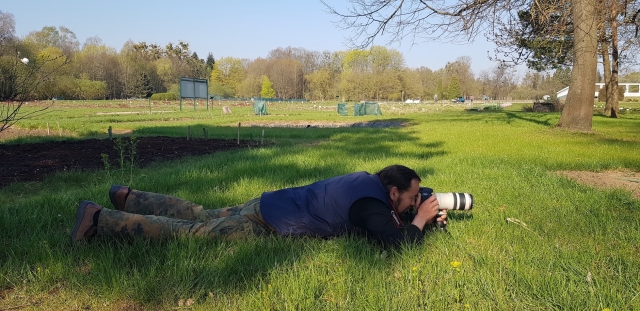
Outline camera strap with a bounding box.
[389,200,404,228]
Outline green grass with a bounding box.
[1,101,639,310]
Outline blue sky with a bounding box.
[5,0,503,74]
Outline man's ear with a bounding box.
[389,186,399,200]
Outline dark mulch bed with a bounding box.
[1,136,253,187]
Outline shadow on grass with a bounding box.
[125,122,447,197]
[503,112,554,126]
[1,119,448,306]
[94,236,311,302]
[76,229,398,305]
[445,211,474,224]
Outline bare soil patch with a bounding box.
[0,126,59,140]
[240,120,405,128]
[556,170,640,199]
[0,135,254,187]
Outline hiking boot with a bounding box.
[109,185,130,211]
[70,200,103,242]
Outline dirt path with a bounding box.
[556,170,640,199]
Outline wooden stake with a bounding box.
[261,129,264,145]
[187,126,190,140]
[237,122,240,144]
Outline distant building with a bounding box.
[556,82,640,99]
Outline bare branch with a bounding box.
[1,53,66,133]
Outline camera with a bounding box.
[419,187,474,210]
[418,187,474,230]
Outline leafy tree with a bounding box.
[23,26,79,57]
[75,41,121,99]
[237,57,269,98]
[260,75,276,98]
[305,51,343,100]
[495,5,574,71]
[448,76,461,99]
[32,46,70,99]
[444,57,476,97]
[120,40,161,98]
[478,63,518,100]
[436,79,447,100]
[324,0,602,131]
[397,69,422,101]
[155,58,174,89]
[209,57,245,97]
[338,46,404,101]
[518,70,563,100]
[267,58,303,99]
[552,67,572,88]
[187,51,206,79]
[73,78,107,99]
[413,66,436,100]
[267,47,322,98]
[306,68,332,100]
[495,0,639,118]
[209,82,235,98]
[206,52,215,70]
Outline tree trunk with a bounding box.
[609,0,619,118]
[557,0,599,131]
[602,41,612,116]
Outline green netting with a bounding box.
[209,95,308,102]
[337,103,348,116]
[254,97,309,102]
[253,100,268,115]
[353,102,382,116]
[353,103,365,116]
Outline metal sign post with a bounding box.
[179,77,209,112]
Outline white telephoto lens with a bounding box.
[434,193,474,210]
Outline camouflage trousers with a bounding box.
[97,189,275,240]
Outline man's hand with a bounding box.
[411,194,446,231]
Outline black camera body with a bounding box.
[418,187,474,229]
[419,187,474,210]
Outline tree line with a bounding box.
[3,11,614,103]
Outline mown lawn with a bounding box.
[1,101,639,310]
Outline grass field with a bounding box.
[1,100,639,310]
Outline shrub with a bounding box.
[597,85,626,102]
[150,93,179,101]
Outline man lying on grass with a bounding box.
[71,164,446,248]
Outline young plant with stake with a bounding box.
[114,137,126,177]
[128,136,138,184]
[112,136,139,183]
[101,153,111,178]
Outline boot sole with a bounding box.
[70,200,93,243]
[109,185,128,210]
[109,185,119,209]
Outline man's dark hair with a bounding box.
[376,165,421,192]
